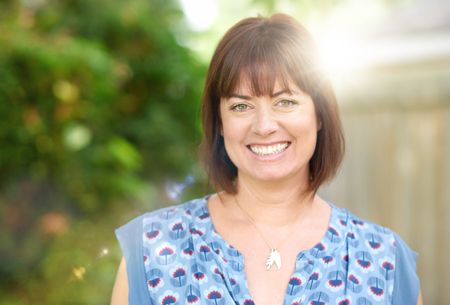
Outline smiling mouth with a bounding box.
[247,142,290,156]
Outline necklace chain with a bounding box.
[232,194,310,271]
[233,196,283,250]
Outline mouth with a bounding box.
[247,142,291,156]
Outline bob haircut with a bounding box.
[199,13,344,194]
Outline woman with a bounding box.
[111,14,422,305]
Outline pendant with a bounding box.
[265,248,282,270]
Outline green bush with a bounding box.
[0,0,205,303]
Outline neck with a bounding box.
[230,173,316,227]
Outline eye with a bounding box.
[230,103,250,112]
[275,99,298,107]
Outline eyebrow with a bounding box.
[228,89,297,100]
[228,93,252,100]
[272,89,296,98]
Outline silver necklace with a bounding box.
[233,195,308,271]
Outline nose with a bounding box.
[251,105,278,136]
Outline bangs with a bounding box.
[216,27,315,98]
[224,62,293,98]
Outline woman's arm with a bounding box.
[110,257,129,305]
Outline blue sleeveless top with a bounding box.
[116,196,419,305]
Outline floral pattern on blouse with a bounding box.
[137,196,399,305]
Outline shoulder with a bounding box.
[116,195,211,253]
[330,204,420,303]
[113,197,210,305]
[330,203,418,270]
[342,206,416,253]
[117,196,209,238]
[140,196,209,231]
[331,204,398,249]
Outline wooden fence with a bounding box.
[320,59,450,305]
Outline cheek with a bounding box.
[289,115,319,157]
[221,122,235,141]
[222,124,244,150]
[222,131,242,167]
[221,120,250,164]
[221,120,239,153]
[221,115,249,140]
[288,115,319,136]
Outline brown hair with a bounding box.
[199,13,344,194]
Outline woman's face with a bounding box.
[220,79,320,185]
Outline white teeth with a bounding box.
[249,143,289,156]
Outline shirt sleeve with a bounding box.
[115,215,151,305]
[392,232,420,305]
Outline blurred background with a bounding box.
[0,0,448,304]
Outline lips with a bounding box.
[247,142,290,156]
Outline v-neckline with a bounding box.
[201,194,340,305]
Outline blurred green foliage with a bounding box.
[0,0,205,303]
